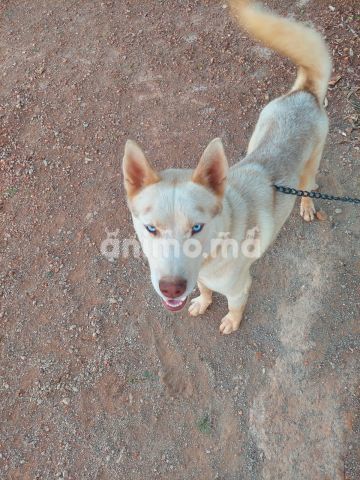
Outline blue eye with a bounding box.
[145,225,157,234]
[191,223,204,235]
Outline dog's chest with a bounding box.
[198,254,248,295]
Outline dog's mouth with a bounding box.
[162,296,188,312]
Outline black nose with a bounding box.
[159,277,187,299]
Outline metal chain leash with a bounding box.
[273,185,360,205]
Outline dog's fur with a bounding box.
[122,0,331,334]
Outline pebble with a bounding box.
[335,208,342,214]
[316,210,328,221]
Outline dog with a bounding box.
[122,0,331,334]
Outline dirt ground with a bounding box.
[1,0,359,479]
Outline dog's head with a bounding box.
[122,138,228,312]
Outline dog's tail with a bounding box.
[229,0,332,103]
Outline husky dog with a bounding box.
[122,0,331,334]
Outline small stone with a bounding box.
[335,208,342,214]
[84,157,92,164]
[315,210,328,221]
[61,397,70,405]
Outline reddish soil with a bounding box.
[1,1,359,479]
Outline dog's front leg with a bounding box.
[220,272,252,335]
[188,281,213,317]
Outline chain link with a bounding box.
[273,185,360,205]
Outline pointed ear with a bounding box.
[192,138,228,197]
[122,140,160,197]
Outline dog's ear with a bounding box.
[122,140,160,197]
[192,138,228,197]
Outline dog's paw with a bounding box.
[300,198,316,222]
[219,311,242,335]
[188,295,212,317]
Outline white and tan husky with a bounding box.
[122,0,331,334]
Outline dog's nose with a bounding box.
[159,277,187,299]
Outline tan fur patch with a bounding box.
[143,205,152,214]
[210,203,222,217]
[196,205,205,214]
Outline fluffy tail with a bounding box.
[229,0,332,103]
